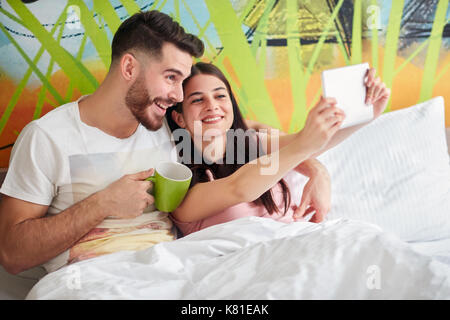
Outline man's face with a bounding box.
[125,42,192,131]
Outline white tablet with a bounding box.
[321,63,374,128]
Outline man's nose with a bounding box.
[169,85,184,103]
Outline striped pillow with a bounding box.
[289,97,450,242]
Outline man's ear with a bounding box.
[120,53,140,81]
[171,110,186,128]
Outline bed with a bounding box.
[1,97,450,299]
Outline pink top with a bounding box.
[171,169,298,236]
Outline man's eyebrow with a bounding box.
[187,87,226,99]
[164,68,184,77]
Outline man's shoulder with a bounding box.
[36,100,77,123]
[31,100,79,133]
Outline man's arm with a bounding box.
[0,194,107,274]
[0,169,154,275]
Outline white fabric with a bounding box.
[0,97,177,273]
[26,217,450,300]
[287,96,450,242]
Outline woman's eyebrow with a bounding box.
[187,87,227,99]
[187,91,203,98]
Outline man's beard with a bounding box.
[125,76,169,131]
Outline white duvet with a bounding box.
[26,217,450,300]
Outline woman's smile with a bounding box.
[202,115,224,124]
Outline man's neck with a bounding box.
[78,75,139,139]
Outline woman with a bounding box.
[166,62,389,236]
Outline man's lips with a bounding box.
[153,100,174,115]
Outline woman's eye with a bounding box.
[216,95,226,99]
[167,75,176,81]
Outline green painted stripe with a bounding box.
[253,0,277,74]
[286,0,307,133]
[370,0,379,71]
[0,6,23,25]
[7,0,98,94]
[382,0,405,111]
[180,0,216,60]
[197,21,215,61]
[66,33,88,101]
[309,86,323,110]
[205,0,280,128]
[215,61,249,118]
[0,4,69,135]
[305,0,344,83]
[68,0,111,69]
[290,0,344,131]
[394,38,430,76]
[434,60,450,85]
[93,0,122,35]
[0,24,65,136]
[351,0,362,65]
[149,0,161,10]
[238,0,259,24]
[34,10,69,119]
[250,0,275,59]
[174,0,180,23]
[0,25,64,104]
[120,0,141,15]
[336,27,350,65]
[157,0,169,12]
[419,0,449,101]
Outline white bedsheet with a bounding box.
[26,217,450,300]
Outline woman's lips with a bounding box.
[202,116,223,124]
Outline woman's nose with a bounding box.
[204,97,218,111]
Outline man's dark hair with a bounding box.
[111,10,204,64]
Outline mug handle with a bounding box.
[145,176,156,182]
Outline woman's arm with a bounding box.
[252,126,327,178]
[247,68,391,159]
[172,132,313,223]
[172,98,343,223]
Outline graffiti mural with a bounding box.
[0,0,449,167]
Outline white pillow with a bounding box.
[286,96,450,242]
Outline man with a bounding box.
[0,10,332,275]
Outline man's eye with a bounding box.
[167,75,176,81]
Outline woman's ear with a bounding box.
[171,110,186,128]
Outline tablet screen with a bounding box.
[321,63,374,128]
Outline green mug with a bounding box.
[146,162,192,212]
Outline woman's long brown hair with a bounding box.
[166,62,291,215]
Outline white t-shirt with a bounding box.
[0,97,179,272]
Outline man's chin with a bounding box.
[138,116,164,131]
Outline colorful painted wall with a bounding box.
[0,0,449,168]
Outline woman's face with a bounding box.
[174,74,234,138]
